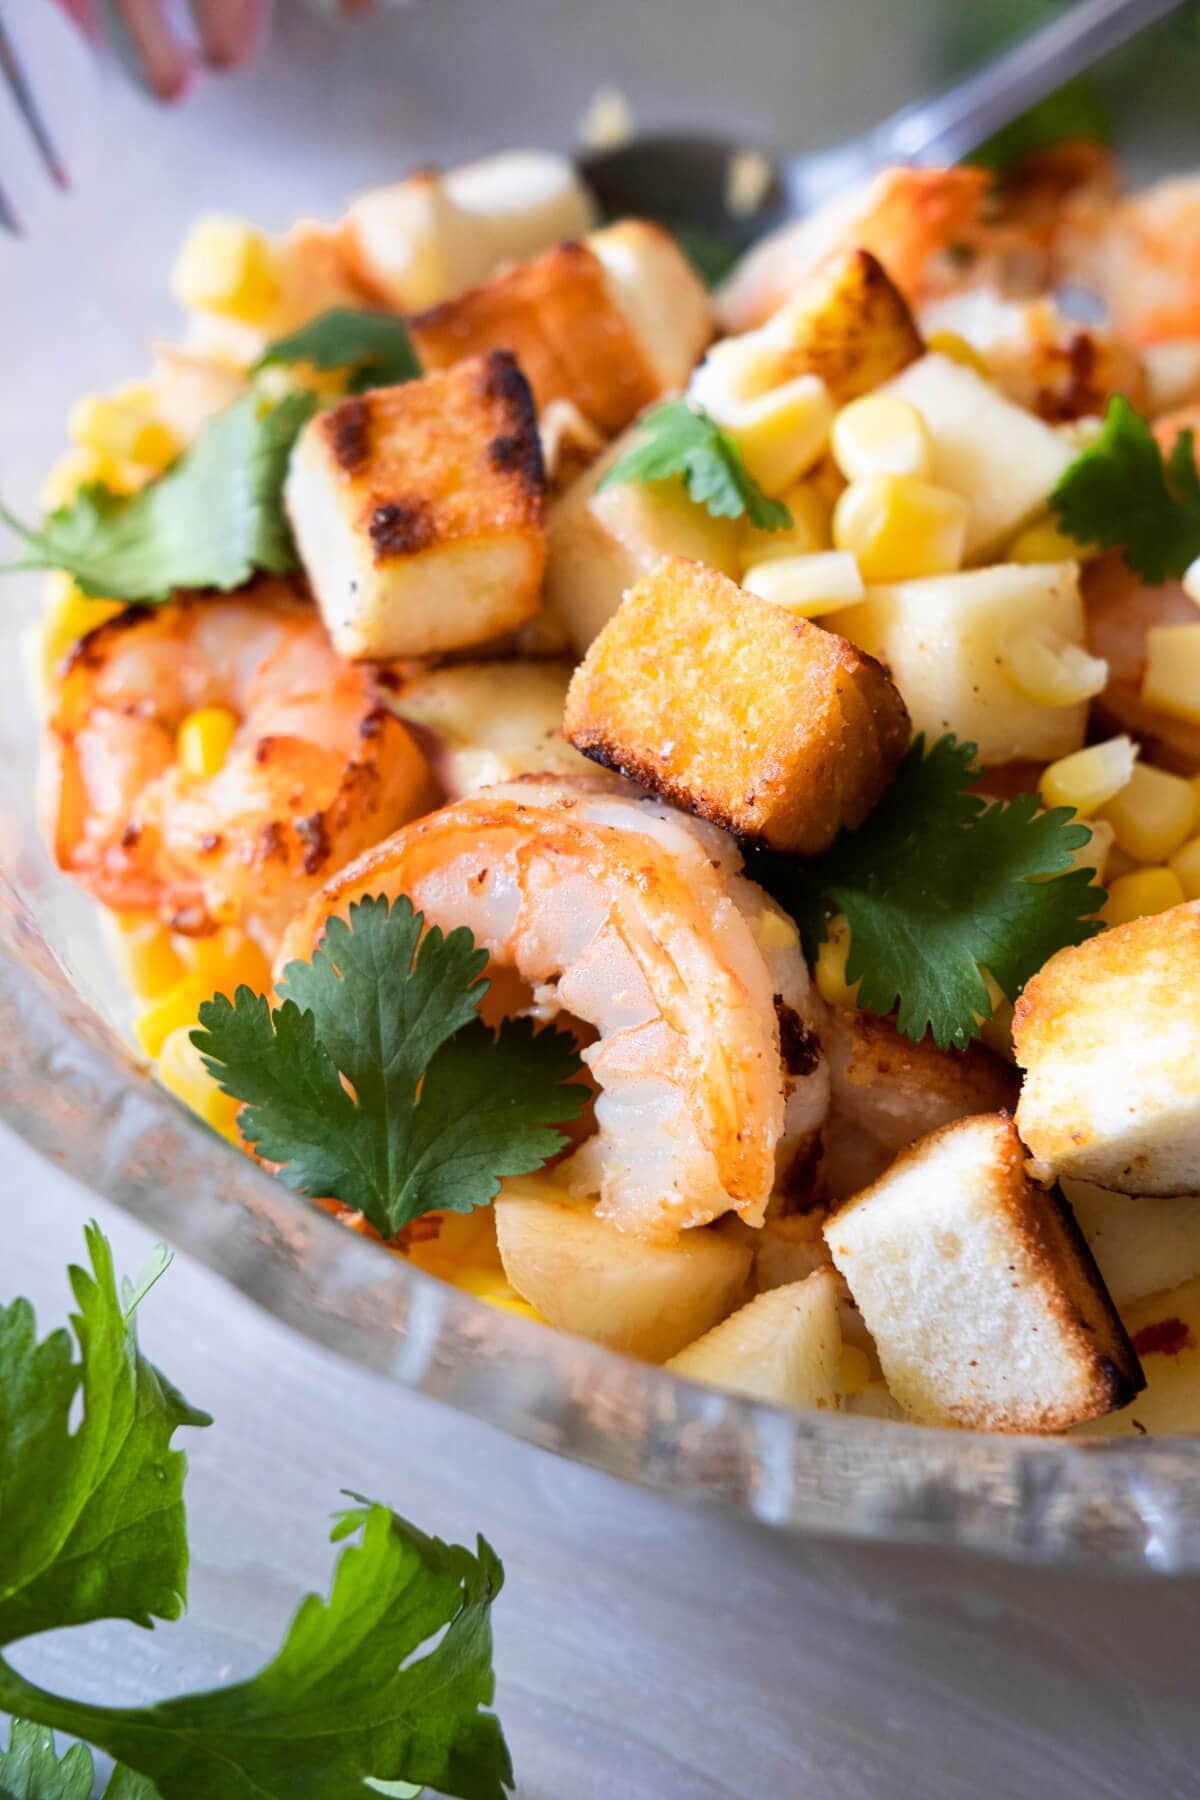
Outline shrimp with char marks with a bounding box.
[46,578,433,948]
[278,776,831,1242]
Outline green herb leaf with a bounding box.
[0,1718,95,1800]
[0,390,315,602]
[1050,394,1200,583]
[255,306,421,394]
[192,894,588,1237]
[598,397,792,529]
[746,734,1105,1051]
[0,1225,209,1648]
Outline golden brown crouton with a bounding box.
[1014,901,1200,1195]
[824,1113,1144,1432]
[409,222,711,436]
[285,349,546,660]
[562,556,910,854]
[758,249,924,402]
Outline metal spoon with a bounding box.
[579,0,1186,252]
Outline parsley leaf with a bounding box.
[255,306,421,394]
[192,894,588,1237]
[1051,394,1200,583]
[598,397,792,529]
[0,1225,209,1649]
[747,735,1105,1051]
[0,390,315,603]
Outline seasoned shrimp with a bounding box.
[279,776,830,1242]
[1054,173,1200,346]
[47,578,432,947]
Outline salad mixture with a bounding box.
[14,141,1200,1439]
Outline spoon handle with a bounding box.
[786,0,1186,210]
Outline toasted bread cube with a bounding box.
[1014,901,1200,1195]
[544,429,742,653]
[285,349,546,660]
[666,1271,844,1409]
[758,249,924,402]
[1077,1276,1200,1436]
[563,557,910,854]
[409,221,712,436]
[824,1113,1143,1432]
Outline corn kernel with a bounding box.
[174,925,270,998]
[1106,845,1139,882]
[1101,761,1200,863]
[689,334,784,416]
[1039,736,1137,817]
[722,374,835,495]
[157,1023,242,1142]
[743,549,865,618]
[70,383,179,472]
[133,978,212,1060]
[1142,623,1200,724]
[740,481,830,566]
[815,914,859,1009]
[171,215,279,322]
[40,573,125,686]
[113,913,186,1001]
[1101,866,1186,928]
[1008,517,1092,564]
[830,394,932,483]
[1170,835,1200,900]
[832,474,968,581]
[925,329,990,377]
[754,907,800,953]
[452,1266,546,1322]
[1001,636,1108,708]
[177,706,239,778]
[40,446,132,511]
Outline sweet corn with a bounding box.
[40,573,124,683]
[1101,761,1200,863]
[112,913,186,1001]
[832,474,968,581]
[1101,866,1186,928]
[830,394,933,483]
[41,446,131,511]
[1008,517,1091,564]
[156,1023,242,1143]
[689,334,784,416]
[177,705,239,778]
[174,925,271,998]
[723,374,835,495]
[925,329,990,377]
[1183,556,1200,609]
[133,978,212,1060]
[742,549,865,618]
[739,480,831,566]
[1142,623,1200,724]
[815,914,860,1009]
[1039,736,1137,817]
[70,383,179,472]
[753,907,800,953]
[1000,636,1108,708]
[171,214,279,322]
[452,1266,546,1322]
[1170,835,1200,900]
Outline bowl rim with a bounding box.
[4,868,1200,1576]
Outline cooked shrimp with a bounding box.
[278,776,830,1242]
[46,577,432,947]
[1084,553,1200,772]
[1054,173,1200,347]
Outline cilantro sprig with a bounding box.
[255,306,421,394]
[1051,394,1200,584]
[599,397,792,530]
[192,894,588,1238]
[747,735,1105,1051]
[0,1226,514,1800]
[0,390,314,604]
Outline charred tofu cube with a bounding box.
[285,349,546,659]
[563,556,910,854]
[823,1113,1144,1432]
[1015,901,1200,1195]
[408,221,712,437]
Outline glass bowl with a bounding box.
[4,0,1200,1573]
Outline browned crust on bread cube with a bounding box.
[409,241,660,435]
[563,556,911,854]
[772,249,924,403]
[824,1112,1144,1433]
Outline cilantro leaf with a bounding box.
[598,397,792,529]
[255,306,421,394]
[1051,394,1200,583]
[0,1225,209,1649]
[0,1502,511,1800]
[0,1719,94,1800]
[0,390,315,603]
[747,735,1105,1051]
[192,894,588,1237]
